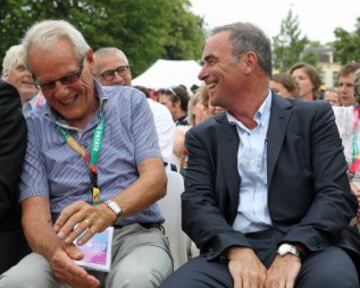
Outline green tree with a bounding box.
[332,17,360,64]
[272,9,309,72]
[0,0,205,76]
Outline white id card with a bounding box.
[75,226,114,272]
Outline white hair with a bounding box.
[22,20,90,71]
[2,44,25,78]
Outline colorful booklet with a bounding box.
[75,226,114,272]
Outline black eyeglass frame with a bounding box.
[99,65,130,81]
[33,57,85,92]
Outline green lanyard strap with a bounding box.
[58,115,106,205]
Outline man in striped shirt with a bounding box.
[0,20,172,288]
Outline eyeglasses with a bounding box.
[100,65,129,81]
[33,58,84,93]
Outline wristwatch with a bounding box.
[277,243,304,261]
[105,199,123,217]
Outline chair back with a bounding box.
[158,171,188,270]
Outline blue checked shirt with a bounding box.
[19,81,164,226]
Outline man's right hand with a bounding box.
[227,247,267,288]
[50,244,100,288]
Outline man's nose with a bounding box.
[54,81,70,98]
[198,66,208,81]
[112,71,125,85]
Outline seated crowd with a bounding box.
[0,19,360,288]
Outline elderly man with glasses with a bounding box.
[93,48,131,86]
[93,47,176,170]
[0,20,172,288]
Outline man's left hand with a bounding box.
[54,201,117,245]
[265,254,301,288]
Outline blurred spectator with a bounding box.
[323,88,341,106]
[174,85,225,174]
[0,79,30,274]
[188,91,207,126]
[158,86,190,126]
[94,47,176,167]
[290,62,321,101]
[2,45,44,116]
[190,84,199,94]
[133,85,176,167]
[93,47,131,86]
[337,62,360,107]
[199,84,225,116]
[355,69,360,102]
[333,68,360,222]
[270,73,297,98]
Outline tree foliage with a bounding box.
[332,17,360,65]
[0,0,205,76]
[272,9,309,72]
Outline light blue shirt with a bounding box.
[228,91,273,233]
[19,81,164,226]
[22,93,43,117]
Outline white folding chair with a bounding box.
[158,171,189,270]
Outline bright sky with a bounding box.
[190,0,359,44]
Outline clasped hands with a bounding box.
[49,201,117,288]
[228,247,301,288]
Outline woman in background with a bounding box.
[270,73,297,98]
[290,62,321,101]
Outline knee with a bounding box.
[298,272,358,288]
[0,270,30,288]
[297,248,359,288]
[109,266,171,288]
[0,254,55,288]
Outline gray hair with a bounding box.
[22,20,90,71]
[94,47,129,65]
[2,44,25,78]
[210,22,272,76]
[93,47,129,74]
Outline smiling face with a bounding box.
[198,31,247,110]
[6,63,38,103]
[28,38,98,129]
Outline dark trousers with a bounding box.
[160,229,359,288]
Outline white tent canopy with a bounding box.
[132,59,202,90]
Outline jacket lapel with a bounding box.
[266,93,293,184]
[216,113,240,217]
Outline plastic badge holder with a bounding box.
[75,226,114,272]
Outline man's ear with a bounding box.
[243,51,257,75]
[85,49,95,74]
